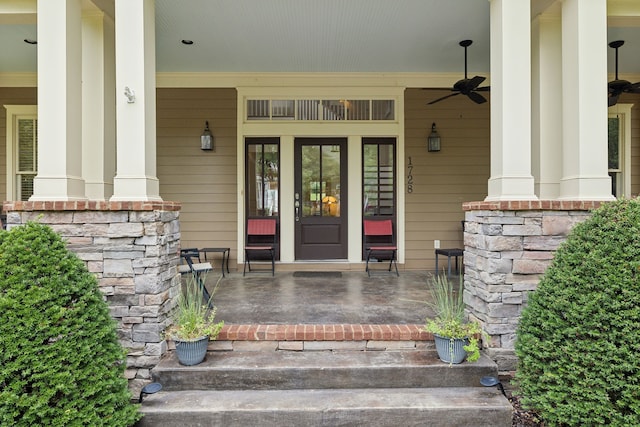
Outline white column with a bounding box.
[112,0,161,201]
[347,135,363,263]
[279,135,295,263]
[486,0,537,201]
[560,0,614,200]
[32,0,86,201]
[532,14,563,199]
[82,11,116,200]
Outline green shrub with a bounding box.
[515,199,640,426]
[0,222,140,426]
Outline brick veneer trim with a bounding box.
[462,200,605,211]
[218,324,431,341]
[3,200,181,212]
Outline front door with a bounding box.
[294,138,348,260]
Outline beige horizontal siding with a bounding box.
[157,88,239,268]
[404,88,490,270]
[623,94,640,197]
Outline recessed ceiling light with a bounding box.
[24,39,37,45]
[181,39,194,45]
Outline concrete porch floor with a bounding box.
[205,270,444,325]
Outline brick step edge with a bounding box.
[166,324,431,348]
[217,324,431,341]
[166,325,434,351]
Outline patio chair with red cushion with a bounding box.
[243,218,277,276]
[363,218,399,276]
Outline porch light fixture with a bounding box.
[201,121,214,151]
[427,122,441,152]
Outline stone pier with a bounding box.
[462,200,603,372]
[3,201,182,393]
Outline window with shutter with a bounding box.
[4,105,38,201]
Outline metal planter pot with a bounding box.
[433,334,469,364]
[175,336,209,366]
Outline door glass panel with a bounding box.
[246,142,279,216]
[321,145,341,217]
[301,144,341,218]
[301,146,321,217]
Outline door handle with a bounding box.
[295,194,300,221]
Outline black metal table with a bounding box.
[200,247,231,277]
[435,248,464,278]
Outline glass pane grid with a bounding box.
[363,141,395,217]
[246,142,279,217]
[247,99,395,121]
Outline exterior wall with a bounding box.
[0,87,38,210]
[404,88,490,270]
[3,200,182,394]
[624,94,640,197]
[463,200,603,373]
[156,88,238,269]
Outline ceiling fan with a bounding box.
[608,40,640,107]
[427,40,490,105]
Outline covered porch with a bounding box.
[210,270,437,326]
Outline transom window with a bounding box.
[247,99,394,121]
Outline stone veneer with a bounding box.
[462,200,604,372]
[2,200,182,394]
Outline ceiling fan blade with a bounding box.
[475,86,490,92]
[608,80,630,99]
[608,93,620,107]
[466,76,486,91]
[467,91,487,104]
[427,92,461,105]
[627,82,640,93]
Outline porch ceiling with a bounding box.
[1,0,640,79]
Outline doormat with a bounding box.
[293,271,342,278]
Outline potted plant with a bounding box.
[424,273,482,365]
[165,274,224,366]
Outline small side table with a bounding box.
[435,248,464,279]
[200,247,231,277]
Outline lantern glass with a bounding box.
[428,123,440,152]
[201,121,214,151]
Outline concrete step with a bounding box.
[152,350,499,391]
[138,387,513,427]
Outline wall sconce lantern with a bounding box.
[427,122,441,152]
[200,121,214,151]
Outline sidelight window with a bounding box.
[362,138,396,218]
[246,139,279,217]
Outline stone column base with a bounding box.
[462,200,603,371]
[3,200,182,394]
